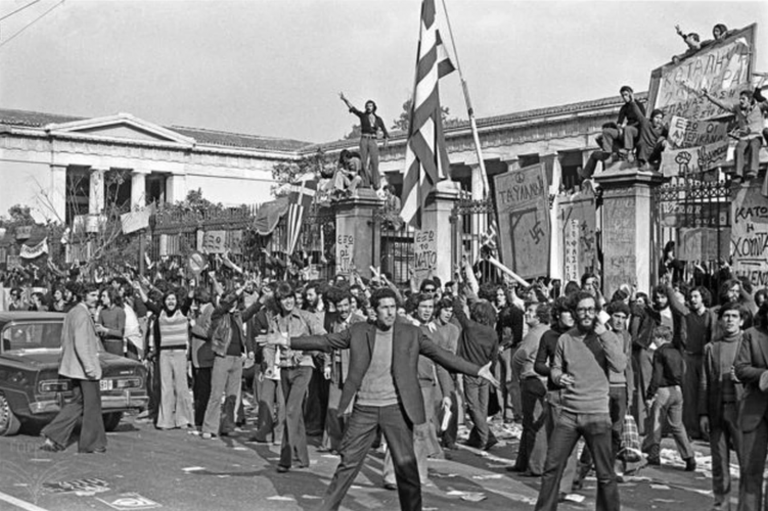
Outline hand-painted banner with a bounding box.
[649,24,755,121]
[120,210,150,234]
[20,238,48,259]
[494,163,550,279]
[660,140,729,176]
[197,230,243,254]
[668,116,729,149]
[678,227,729,261]
[335,233,354,274]
[558,193,597,284]
[413,229,437,285]
[731,182,768,287]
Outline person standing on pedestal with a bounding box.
[339,92,389,190]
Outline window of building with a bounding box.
[146,173,168,205]
[104,169,132,214]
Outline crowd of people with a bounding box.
[5,243,768,511]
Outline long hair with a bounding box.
[470,300,497,327]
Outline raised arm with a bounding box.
[701,89,732,113]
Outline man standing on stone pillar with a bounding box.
[339,92,389,191]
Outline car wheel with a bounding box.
[0,393,21,436]
[103,411,123,432]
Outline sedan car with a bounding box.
[0,312,148,436]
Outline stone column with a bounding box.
[131,170,149,210]
[419,180,461,285]
[89,167,106,214]
[595,169,664,298]
[502,157,520,173]
[333,189,383,280]
[165,173,187,204]
[540,153,563,280]
[49,164,67,222]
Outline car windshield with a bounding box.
[1,322,63,351]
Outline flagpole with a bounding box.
[440,0,489,199]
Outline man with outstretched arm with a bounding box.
[263,287,498,511]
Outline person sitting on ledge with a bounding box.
[701,87,764,182]
[330,149,363,198]
[634,107,669,171]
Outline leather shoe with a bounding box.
[276,465,290,473]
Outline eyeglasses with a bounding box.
[575,307,596,315]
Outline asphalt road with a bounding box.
[0,413,726,511]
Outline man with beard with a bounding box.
[534,292,626,511]
[264,287,497,511]
[532,296,578,501]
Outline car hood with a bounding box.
[1,349,143,370]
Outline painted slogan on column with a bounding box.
[494,163,550,279]
[413,229,437,284]
[559,194,597,283]
[732,183,768,287]
[335,233,354,274]
[602,195,636,299]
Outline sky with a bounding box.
[0,0,766,144]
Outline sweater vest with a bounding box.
[158,310,188,349]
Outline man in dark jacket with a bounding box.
[201,283,260,439]
[265,287,497,511]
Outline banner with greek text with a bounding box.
[732,182,768,287]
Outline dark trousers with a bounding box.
[710,404,741,506]
[306,366,329,437]
[581,150,611,179]
[536,410,619,511]
[279,366,312,468]
[254,375,285,442]
[192,366,212,428]
[608,386,627,460]
[602,125,639,152]
[682,352,703,438]
[738,415,768,511]
[464,375,496,448]
[324,383,350,452]
[515,377,548,474]
[101,339,123,357]
[319,403,421,511]
[440,390,459,448]
[41,379,107,452]
[359,136,381,188]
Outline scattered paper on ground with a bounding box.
[650,484,670,490]
[182,466,204,472]
[472,474,502,480]
[267,496,295,501]
[460,492,487,502]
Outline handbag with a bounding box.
[619,414,642,462]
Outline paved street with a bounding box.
[0,412,724,511]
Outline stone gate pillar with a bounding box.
[418,180,461,286]
[333,189,383,280]
[595,169,664,298]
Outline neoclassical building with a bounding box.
[0,109,310,223]
[0,93,632,223]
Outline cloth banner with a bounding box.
[253,198,290,236]
[120,210,151,234]
[20,237,49,259]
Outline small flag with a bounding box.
[285,177,317,256]
[399,0,456,229]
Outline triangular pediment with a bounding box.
[44,113,195,146]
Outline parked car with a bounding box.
[0,312,148,436]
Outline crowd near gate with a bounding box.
[651,173,732,295]
[151,203,336,281]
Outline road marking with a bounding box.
[0,490,51,511]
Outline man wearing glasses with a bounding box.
[535,292,627,511]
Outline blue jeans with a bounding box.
[536,410,619,511]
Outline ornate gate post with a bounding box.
[595,169,664,298]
